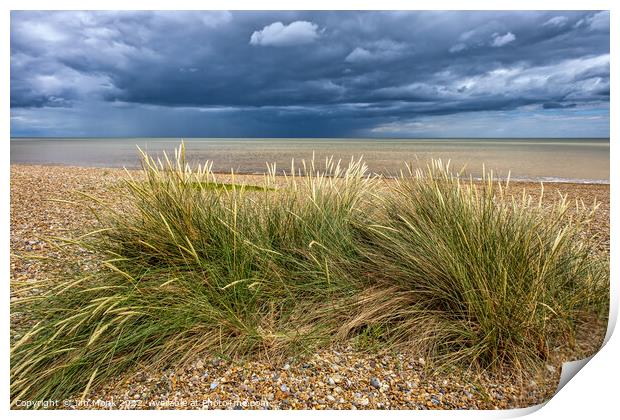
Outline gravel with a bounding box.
[10,164,609,410]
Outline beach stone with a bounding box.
[370,377,381,389]
[9,164,609,411]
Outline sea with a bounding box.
[10,137,610,184]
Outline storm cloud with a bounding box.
[10,11,610,137]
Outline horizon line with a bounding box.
[10,136,611,140]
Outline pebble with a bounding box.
[10,165,609,411]
[69,340,599,410]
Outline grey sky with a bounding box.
[10,10,610,138]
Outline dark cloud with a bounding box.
[10,11,609,137]
[543,102,577,109]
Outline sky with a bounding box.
[10,10,610,138]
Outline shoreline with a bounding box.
[9,162,611,185]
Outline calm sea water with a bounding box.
[10,138,610,183]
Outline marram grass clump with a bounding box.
[343,161,608,370]
[11,145,608,406]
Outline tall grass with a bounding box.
[343,161,608,371]
[11,145,608,405]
